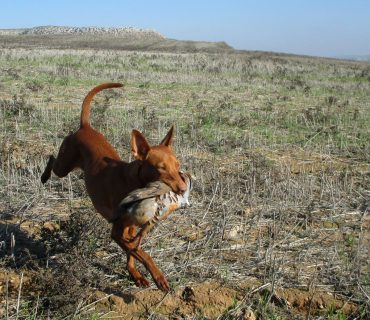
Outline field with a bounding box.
[0,46,369,319]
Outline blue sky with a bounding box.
[1,0,370,58]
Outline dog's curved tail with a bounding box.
[80,82,123,128]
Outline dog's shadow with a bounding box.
[1,211,138,305]
[0,214,48,268]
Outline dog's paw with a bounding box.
[134,276,150,288]
[41,155,55,184]
[154,274,170,292]
[41,171,51,184]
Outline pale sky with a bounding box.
[1,0,370,58]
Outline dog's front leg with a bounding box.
[127,243,170,292]
[126,226,150,287]
[111,222,170,291]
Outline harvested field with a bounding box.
[0,45,369,319]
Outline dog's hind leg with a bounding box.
[41,155,55,184]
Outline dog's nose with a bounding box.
[178,183,187,195]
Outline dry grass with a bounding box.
[0,47,369,319]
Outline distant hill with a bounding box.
[0,26,234,53]
[339,54,370,62]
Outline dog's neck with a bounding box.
[136,160,160,187]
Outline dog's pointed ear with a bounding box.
[131,129,150,160]
[160,125,174,147]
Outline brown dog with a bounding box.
[41,83,187,291]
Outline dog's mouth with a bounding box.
[160,172,190,195]
[171,178,187,195]
[180,171,193,192]
[175,184,187,195]
[170,172,193,195]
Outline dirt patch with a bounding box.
[0,269,33,296]
[1,266,361,319]
[92,282,241,319]
[274,288,358,317]
[0,270,36,318]
[265,148,370,175]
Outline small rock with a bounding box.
[244,308,256,320]
[95,250,107,258]
[224,225,244,241]
[181,286,196,302]
[236,307,256,320]
[43,221,60,233]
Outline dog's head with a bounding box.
[131,126,187,194]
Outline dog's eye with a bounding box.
[174,161,180,170]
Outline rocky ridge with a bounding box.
[0,26,234,53]
[0,26,165,40]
